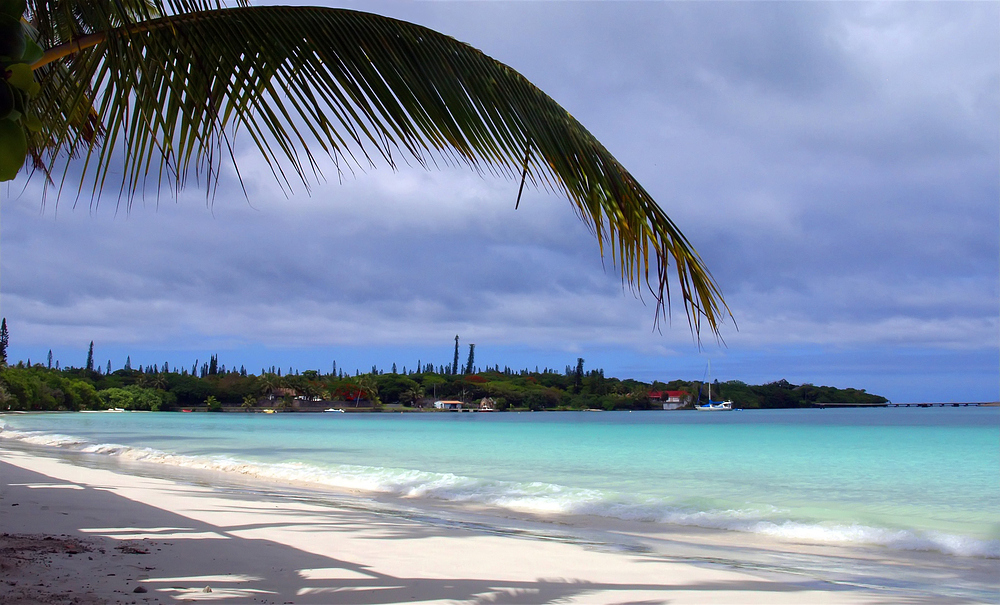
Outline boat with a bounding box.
[323,408,345,413]
[694,400,732,411]
[694,360,733,411]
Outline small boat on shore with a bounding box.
[324,408,345,413]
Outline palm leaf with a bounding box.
[27,1,729,336]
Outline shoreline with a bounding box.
[5,399,998,415]
[2,444,996,603]
[2,411,998,559]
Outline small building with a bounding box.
[433,400,463,411]
[267,387,298,401]
[649,390,689,410]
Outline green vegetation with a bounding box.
[0,355,888,412]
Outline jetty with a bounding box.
[815,402,990,408]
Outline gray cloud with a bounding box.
[1,1,996,401]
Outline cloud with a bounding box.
[1,1,996,402]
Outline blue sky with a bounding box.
[2,1,997,403]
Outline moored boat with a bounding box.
[694,400,733,411]
[694,360,733,411]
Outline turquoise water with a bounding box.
[2,407,998,559]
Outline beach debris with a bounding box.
[133,586,148,593]
[0,534,103,603]
[202,585,213,593]
[115,543,150,555]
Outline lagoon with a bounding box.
[2,407,998,601]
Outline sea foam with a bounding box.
[2,422,997,559]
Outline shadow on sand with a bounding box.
[0,455,977,605]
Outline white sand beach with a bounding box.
[0,446,989,604]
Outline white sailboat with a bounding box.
[694,360,733,411]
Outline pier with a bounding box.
[887,402,990,408]
[815,402,991,408]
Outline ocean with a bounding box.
[2,407,998,598]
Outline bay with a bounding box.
[2,407,996,560]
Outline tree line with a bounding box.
[0,352,889,414]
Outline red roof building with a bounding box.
[649,390,688,403]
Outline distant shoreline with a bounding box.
[4,402,998,415]
[1,362,894,412]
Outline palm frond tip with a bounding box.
[27,3,729,336]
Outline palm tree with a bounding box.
[148,372,167,390]
[400,385,424,408]
[355,374,379,408]
[256,372,280,396]
[5,1,727,336]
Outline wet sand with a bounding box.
[0,446,989,604]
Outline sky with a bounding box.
[1,1,997,403]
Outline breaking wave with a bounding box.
[2,421,996,559]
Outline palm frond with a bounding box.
[28,2,729,337]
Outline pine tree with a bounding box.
[86,341,95,372]
[106,360,112,374]
[575,358,584,387]
[125,355,132,371]
[0,318,8,367]
[392,362,397,374]
[209,355,218,375]
[48,350,53,369]
[453,335,460,375]
[464,344,476,375]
